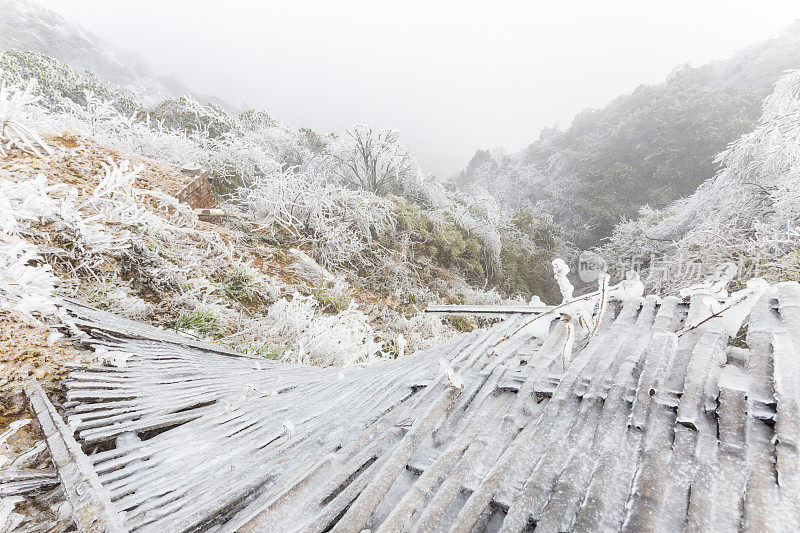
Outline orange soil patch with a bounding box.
[0,312,79,389]
[0,133,190,197]
[0,313,82,480]
[0,313,74,530]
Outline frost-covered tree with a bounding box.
[1,49,141,115]
[604,68,800,291]
[147,95,234,137]
[324,124,419,195]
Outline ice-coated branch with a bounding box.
[0,78,53,158]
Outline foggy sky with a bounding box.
[36,0,800,176]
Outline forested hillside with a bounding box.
[604,67,800,294]
[458,21,800,247]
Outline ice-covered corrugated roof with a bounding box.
[59,281,800,532]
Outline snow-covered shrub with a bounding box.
[84,282,153,319]
[446,187,505,266]
[214,260,284,304]
[384,312,452,354]
[0,172,130,276]
[0,49,141,115]
[258,292,383,366]
[0,166,61,322]
[241,166,395,270]
[148,95,234,137]
[120,242,185,296]
[230,120,319,176]
[90,159,197,232]
[0,237,59,322]
[444,280,504,306]
[0,77,53,158]
[312,275,353,312]
[1,156,232,321]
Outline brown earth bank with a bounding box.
[0,312,84,531]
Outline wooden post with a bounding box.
[25,380,126,533]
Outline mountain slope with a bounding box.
[0,0,227,107]
[604,67,800,294]
[458,21,800,248]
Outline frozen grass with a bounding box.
[236,341,282,359]
[173,308,227,339]
[216,262,268,302]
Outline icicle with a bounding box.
[561,323,575,370]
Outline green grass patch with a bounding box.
[237,342,282,359]
[173,309,226,338]
[314,287,352,313]
[217,264,264,302]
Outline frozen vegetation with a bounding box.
[456,22,800,247]
[2,4,800,531]
[0,49,565,366]
[605,68,800,293]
